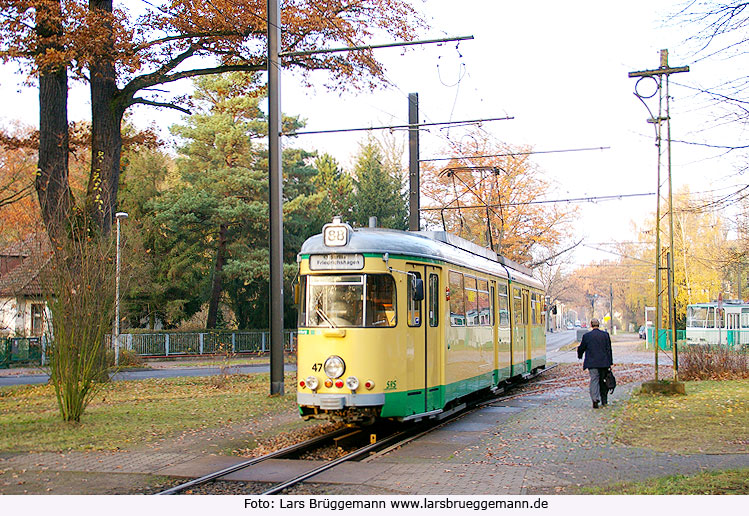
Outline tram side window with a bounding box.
[531,293,538,325]
[489,285,496,327]
[429,274,439,327]
[366,275,397,327]
[513,287,523,326]
[297,276,308,327]
[706,307,715,328]
[478,279,491,326]
[497,283,510,328]
[408,272,422,327]
[465,276,479,326]
[449,271,466,326]
[742,309,749,329]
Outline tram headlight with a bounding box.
[323,355,346,379]
[305,376,319,391]
[345,376,359,391]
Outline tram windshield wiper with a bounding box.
[315,308,337,328]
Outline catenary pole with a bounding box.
[666,66,679,380]
[268,0,284,396]
[629,49,689,382]
[408,93,420,231]
[266,11,472,394]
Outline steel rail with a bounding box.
[156,427,353,495]
[157,365,555,495]
[262,365,556,488]
[260,428,415,495]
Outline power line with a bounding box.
[582,244,654,264]
[420,192,655,210]
[283,116,513,137]
[587,241,655,245]
[420,146,610,162]
[281,36,474,57]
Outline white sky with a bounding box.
[1,0,745,265]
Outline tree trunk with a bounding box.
[35,0,72,244]
[206,224,228,329]
[88,0,121,235]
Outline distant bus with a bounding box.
[685,300,749,346]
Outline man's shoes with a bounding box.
[592,401,599,409]
[601,401,608,407]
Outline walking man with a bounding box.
[577,318,613,408]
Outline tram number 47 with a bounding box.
[311,363,323,372]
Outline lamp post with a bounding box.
[114,212,128,366]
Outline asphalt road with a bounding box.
[2,330,582,387]
[546,328,577,352]
[0,364,297,387]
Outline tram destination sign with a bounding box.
[310,254,364,270]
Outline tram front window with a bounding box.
[304,274,396,328]
[687,306,708,328]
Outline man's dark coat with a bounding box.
[577,328,613,369]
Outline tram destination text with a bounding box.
[309,254,364,270]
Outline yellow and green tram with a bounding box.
[296,218,546,424]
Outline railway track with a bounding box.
[156,366,554,496]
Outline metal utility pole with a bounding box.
[265,8,471,395]
[268,0,284,396]
[408,93,420,231]
[629,49,689,382]
[113,211,128,366]
[609,283,614,334]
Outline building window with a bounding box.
[31,303,44,336]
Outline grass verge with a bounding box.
[0,373,298,453]
[558,341,579,352]
[613,379,748,454]
[579,468,749,495]
[143,353,297,368]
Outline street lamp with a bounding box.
[114,212,128,366]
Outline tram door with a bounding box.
[523,290,532,370]
[405,264,442,415]
[512,287,527,376]
[727,311,739,346]
[425,267,441,411]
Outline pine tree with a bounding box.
[351,139,408,230]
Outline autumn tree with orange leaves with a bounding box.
[421,131,576,266]
[0,0,424,238]
[0,125,39,242]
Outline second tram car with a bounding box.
[296,218,546,424]
[686,300,749,346]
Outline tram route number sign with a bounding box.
[323,223,350,247]
[310,254,364,270]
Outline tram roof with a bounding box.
[299,227,542,288]
[689,300,749,308]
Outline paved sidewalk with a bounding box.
[2,376,745,495]
[299,383,748,495]
[0,450,204,476]
[549,337,670,367]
